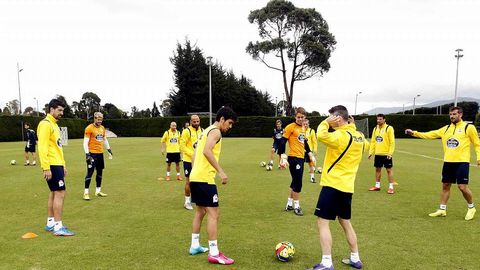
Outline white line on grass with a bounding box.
[397,150,479,168]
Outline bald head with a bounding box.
[170,122,177,131]
[190,115,200,129]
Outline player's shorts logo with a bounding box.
[213,194,218,203]
[446,138,459,148]
[58,180,64,187]
[170,138,178,143]
[296,164,301,170]
[184,169,189,174]
[375,136,383,143]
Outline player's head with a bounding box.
[184,122,190,129]
[449,106,463,123]
[376,114,386,126]
[170,121,177,131]
[275,119,282,129]
[48,98,65,120]
[190,114,200,129]
[94,112,103,126]
[294,107,306,125]
[328,105,349,128]
[24,122,30,129]
[215,106,237,133]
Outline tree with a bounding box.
[131,106,139,118]
[79,92,101,120]
[151,102,160,117]
[23,106,35,116]
[160,99,172,116]
[6,99,20,115]
[55,95,75,118]
[246,0,336,115]
[103,103,123,119]
[2,106,11,115]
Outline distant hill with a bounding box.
[365,97,480,115]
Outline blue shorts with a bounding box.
[183,162,192,178]
[47,165,66,191]
[442,162,469,184]
[190,182,219,207]
[315,186,352,220]
[288,156,304,193]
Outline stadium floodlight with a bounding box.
[454,48,463,107]
[206,56,213,125]
[34,97,39,116]
[354,91,362,115]
[17,62,23,115]
[413,94,421,115]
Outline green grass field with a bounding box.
[1,137,479,269]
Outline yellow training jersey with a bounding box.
[84,124,106,154]
[37,114,65,170]
[317,121,369,193]
[161,129,181,153]
[412,120,480,163]
[190,125,222,185]
[284,122,306,158]
[369,124,395,156]
[180,126,203,163]
[306,127,318,153]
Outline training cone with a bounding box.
[22,232,38,239]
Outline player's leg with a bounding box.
[95,169,107,197]
[189,182,209,255]
[166,161,172,181]
[287,157,304,215]
[369,156,382,191]
[45,192,55,231]
[386,168,395,194]
[31,152,36,165]
[24,151,29,165]
[457,163,475,220]
[430,163,454,217]
[184,162,193,210]
[337,190,362,269]
[83,164,95,200]
[205,206,234,265]
[50,166,73,236]
[175,160,182,180]
[269,147,275,166]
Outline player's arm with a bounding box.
[104,137,113,158]
[180,130,194,157]
[467,125,480,166]
[406,126,445,139]
[37,122,52,179]
[203,128,228,184]
[316,117,340,147]
[368,128,376,158]
[388,126,395,157]
[311,130,318,153]
[160,131,168,155]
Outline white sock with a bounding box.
[177,172,180,176]
[287,197,293,207]
[375,181,381,188]
[439,204,447,210]
[293,200,300,209]
[26,160,30,164]
[96,187,101,193]
[47,217,55,227]
[468,203,475,208]
[54,221,63,231]
[209,240,219,256]
[32,160,36,165]
[191,233,200,248]
[310,173,315,179]
[84,188,89,194]
[350,252,360,263]
[388,183,394,189]
[185,196,191,204]
[321,255,332,267]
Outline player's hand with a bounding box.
[368,154,372,160]
[219,171,228,184]
[43,170,52,181]
[405,129,414,135]
[477,160,480,167]
[325,115,341,127]
[308,152,316,166]
[280,154,289,167]
[86,153,94,165]
[64,167,68,177]
[107,149,113,159]
[387,155,392,160]
[348,115,355,124]
[161,151,165,156]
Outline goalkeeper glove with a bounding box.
[280,154,289,168]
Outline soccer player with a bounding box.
[24,122,38,166]
[161,122,182,181]
[269,119,284,168]
[368,114,396,194]
[307,105,368,270]
[278,107,315,216]
[180,115,203,210]
[83,112,113,200]
[188,106,237,265]
[405,106,480,221]
[37,98,74,236]
[304,119,318,183]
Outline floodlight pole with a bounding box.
[17,62,23,115]
[275,96,278,117]
[454,48,463,107]
[354,91,362,115]
[206,56,213,125]
[34,97,39,116]
[413,94,420,115]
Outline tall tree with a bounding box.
[103,103,123,119]
[160,99,172,116]
[55,95,75,118]
[6,99,20,115]
[79,92,101,120]
[246,0,336,115]
[151,101,160,117]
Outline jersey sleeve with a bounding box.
[317,121,340,148]
[369,128,376,156]
[467,125,480,160]
[161,131,168,143]
[388,126,395,155]
[283,124,293,139]
[181,129,194,157]
[84,125,92,138]
[37,121,51,170]
[412,126,446,139]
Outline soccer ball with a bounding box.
[266,165,273,171]
[315,166,323,174]
[10,160,16,165]
[260,161,267,167]
[275,241,295,262]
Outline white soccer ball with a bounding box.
[260,161,267,167]
[315,166,323,174]
[10,160,16,165]
[266,165,273,171]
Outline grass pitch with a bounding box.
[0,137,479,269]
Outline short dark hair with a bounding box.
[449,106,463,113]
[295,107,306,116]
[48,99,66,110]
[24,122,30,127]
[216,106,237,122]
[275,119,282,125]
[377,113,386,119]
[328,105,349,121]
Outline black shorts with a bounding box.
[183,162,192,178]
[190,182,219,207]
[442,162,469,184]
[374,155,393,168]
[88,153,105,170]
[25,145,36,153]
[272,141,280,153]
[315,186,353,220]
[288,156,304,193]
[166,153,181,163]
[47,165,66,191]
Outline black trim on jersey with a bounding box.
[327,131,353,174]
[444,124,451,135]
[206,127,222,144]
[465,123,471,133]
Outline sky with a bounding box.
[1,0,479,115]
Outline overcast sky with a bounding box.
[1,0,479,115]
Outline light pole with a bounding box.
[275,96,278,117]
[454,48,463,107]
[206,56,213,125]
[17,62,23,115]
[413,94,420,115]
[34,97,39,116]
[354,91,362,115]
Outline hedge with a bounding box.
[0,114,452,142]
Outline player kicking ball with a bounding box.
[188,107,237,265]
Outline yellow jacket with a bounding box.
[369,124,395,156]
[306,127,318,153]
[317,121,369,193]
[180,126,203,163]
[412,120,480,163]
[161,129,181,153]
[37,114,65,170]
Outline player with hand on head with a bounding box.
[83,112,113,200]
[405,106,480,220]
[161,122,182,181]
